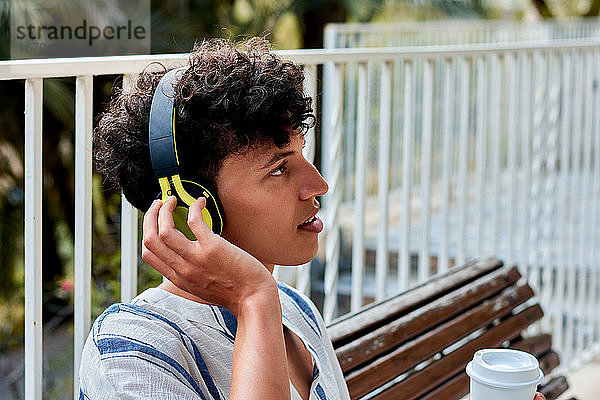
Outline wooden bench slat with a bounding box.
[336,265,521,371]
[420,372,468,400]
[371,304,544,400]
[511,334,553,355]
[539,376,570,400]
[538,351,561,375]
[328,258,504,345]
[345,284,534,398]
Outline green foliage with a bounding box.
[0,289,24,348]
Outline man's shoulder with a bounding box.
[81,301,205,380]
[277,282,324,336]
[92,302,169,332]
[87,301,193,353]
[276,282,317,312]
[79,301,223,400]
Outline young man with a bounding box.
[80,37,546,400]
[80,37,348,400]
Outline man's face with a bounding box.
[216,133,328,268]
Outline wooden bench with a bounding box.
[327,258,573,400]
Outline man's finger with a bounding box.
[157,196,178,232]
[156,196,196,255]
[187,197,214,243]
[144,197,188,268]
[141,242,175,280]
[142,199,162,239]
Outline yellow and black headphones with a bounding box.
[148,67,225,237]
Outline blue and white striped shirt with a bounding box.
[79,283,350,400]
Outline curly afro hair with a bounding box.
[94,37,314,211]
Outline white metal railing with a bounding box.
[319,39,600,372]
[3,38,600,399]
[324,18,600,49]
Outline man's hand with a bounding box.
[141,196,277,316]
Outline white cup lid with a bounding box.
[466,349,544,389]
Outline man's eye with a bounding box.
[270,161,288,176]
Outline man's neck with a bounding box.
[157,280,211,304]
[156,262,276,305]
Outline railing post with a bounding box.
[351,61,369,312]
[519,51,532,283]
[323,62,344,322]
[297,64,319,297]
[506,52,518,269]
[529,50,546,299]
[120,195,139,302]
[399,60,414,291]
[592,48,600,354]
[24,78,43,400]
[418,58,433,283]
[475,55,489,258]
[439,57,455,274]
[541,50,560,334]
[566,49,585,366]
[376,60,392,301]
[456,57,469,266]
[120,74,140,303]
[578,49,594,355]
[555,49,572,363]
[73,75,93,398]
[488,53,501,256]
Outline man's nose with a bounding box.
[300,164,328,200]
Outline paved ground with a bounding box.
[559,356,600,399]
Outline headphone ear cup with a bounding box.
[155,180,225,235]
[154,192,196,240]
[172,206,196,240]
[178,180,225,235]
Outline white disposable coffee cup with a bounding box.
[466,348,543,400]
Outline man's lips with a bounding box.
[298,207,319,226]
[297,213,323,233]
[297,199,322,232]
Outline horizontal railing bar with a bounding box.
[3,39,600,80]
[325,19,600,33]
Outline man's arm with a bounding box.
[142,197,291,400]
[230,291,290,399]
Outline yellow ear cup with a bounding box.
[171,175,215,231]
[172,206,196,241]
[157,176,224,235]
[158,177,213,236]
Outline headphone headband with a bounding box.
[147,66,225,235]
[148,67,188,178]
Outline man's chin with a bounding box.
[273,250,318,267]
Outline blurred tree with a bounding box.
[532,0,553,18]
[532,0,600,18]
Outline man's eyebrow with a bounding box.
[261,150,295,169]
